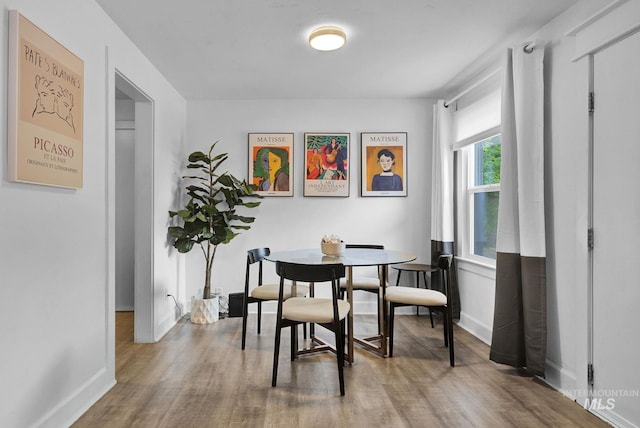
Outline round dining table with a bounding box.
[266,247,416,362]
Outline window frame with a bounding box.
[455,126,501,267]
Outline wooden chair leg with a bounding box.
[335,319,345,396]
[340,320,346,367]
[415,271,420,316]
[257,301,262,334]
[443,309,449,347]
[448,310,455,367]
[290,325,297,361]
[241,298,249,350]
[388,303,395,357]
[272,321,282,387]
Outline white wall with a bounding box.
[185,99,434,312]
[456,260,496,344]
[0,1,186,427]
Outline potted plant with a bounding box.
[169,141,261,323]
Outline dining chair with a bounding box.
[339,244,385,334]
[242,248,309,350]
[385,253,455,366]
[272,261,350,396]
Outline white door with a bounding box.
[592,30,640,427]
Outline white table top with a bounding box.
[266,247,416,267]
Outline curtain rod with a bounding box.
[443,42,536,108]
[443,66,501,108]
[523,41,536,53]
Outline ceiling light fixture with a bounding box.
[309,26,346,51]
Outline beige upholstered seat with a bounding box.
[272,262,349,396]
[386,254,455,366]
[386,287,447,307]
[242,247,308,350]
[283,297,350,324]
[343,276,381,290]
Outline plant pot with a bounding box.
[191,296,219,324]
[321,241,345,256]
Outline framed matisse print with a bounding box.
[361,132,407,197]
[7,11,84,189]
[248,133,294,196]
[304,133,350,197]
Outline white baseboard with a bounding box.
[33,368,116,428]
[542,358,577,397]
[456,311,492,345]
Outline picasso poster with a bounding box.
[7,11,84,189]
[361,132,407,197]
[304,133,350,197]
[248,133,294,197]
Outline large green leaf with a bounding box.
[174,238,195,253]
[234,215,256,224]
[168,226,187,238]
[231,225,252,230]
[217,174,234,187]
[188,151,209,163]
[201,204,221,217]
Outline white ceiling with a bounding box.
[96,0,578,100]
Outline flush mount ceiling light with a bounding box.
[309,26,346,51]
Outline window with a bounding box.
[470,134,500,259]
[457,131,501,263]
[451,76,501,265]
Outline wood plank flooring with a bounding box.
[73,312,610,427]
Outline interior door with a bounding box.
[591,30,640,427]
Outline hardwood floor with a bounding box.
[73,312,610,427]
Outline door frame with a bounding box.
[111,69,155,344]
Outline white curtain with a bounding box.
[431,101,454,243]
[431,101,460,319]
[490,43,547,376]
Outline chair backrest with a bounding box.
[345,244,385,279]
[345,244,384,250]
[276,262,345,313]
[245,247,270,291]
[276,261,345,283]
[437,253,452,270]
[248,247,270,265]
[437,254,453,297]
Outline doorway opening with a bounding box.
[114,71,155,343]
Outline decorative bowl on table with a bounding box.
[321,241,345,256]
